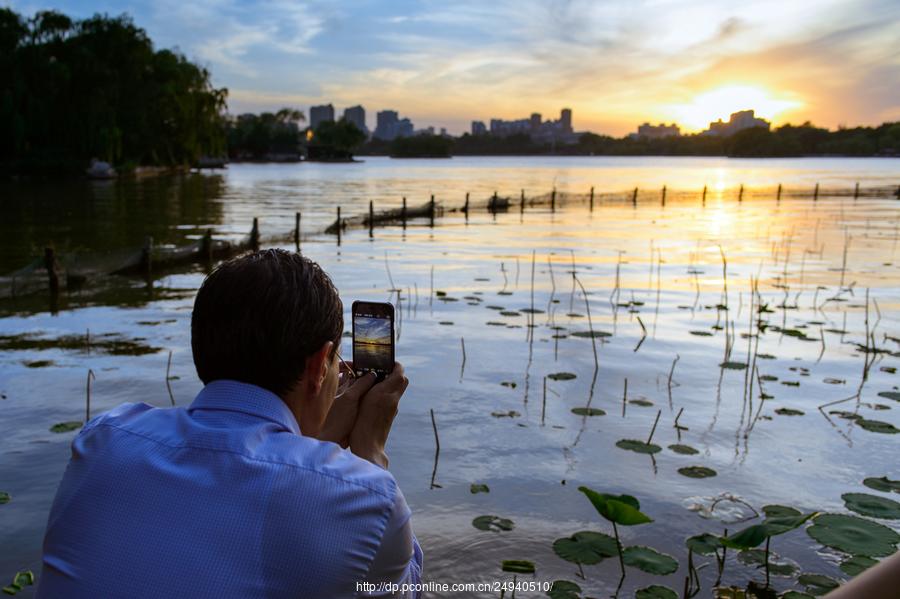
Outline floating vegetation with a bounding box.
[762,505,802,518]
[840,555,877,577]
[500,311,521,317]
[622,546,678,575]
[775,408,805,416]
[501,559,534,574]
[1,332,159,356]
[472,515,514,532]
[877,391,900,402]
[782,381,801,387]
[863,476,900,493]
[552,531,617,565]
[628,399,654,407]
[823,378,845,385]
[0,492,9,505]
[678,466,717,478]
[841,493,900,519]
[570,330,611,338]
[500,381,517,389]
[49,421,82,433]
[486,305,505,310]
[806,513,900,556]
[23,360,54,368]
[497,291,513,296]
[797,573,840,595]
[690,330,714,336]
[548,372,577,381]
[857,418,899,434]
[491,410,520,418]
[760,374,778,382]
[547,580,582,599]
[438,321,454,325]
[571,407,605,416]
[686,533,722,555]
[616,439,662,454]
[668,444,699,455]
[719,361,748,370]
[470,483,490,494]
[486,321,506,326]
[521,308,545,314]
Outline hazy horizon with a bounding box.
[6,0,899,135]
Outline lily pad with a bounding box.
[840,555,877,576]
[473,515,514,532]
[863,476,900,493]
[669,444,699,455]
[0,492,9,505]
[877,391,900,402]
[552,531,617,565]
[501,559,535,573]
[719,361,748,370]
[842,493,900,519]
[689,330,713,336]
[50,421,82,433]
[857,418,899,434]
[622,546,678,575]
[571,330,612,338]
[616,439,662,454]
[500,311,521,317]
[807,513,900,556]
[470,484,490,494]
[628,399,655,407]
[763,505,802,518]
[635,585,678,599]
[798,573,839,596]
[685,533,721,555]
[678,466,717,478]
[547,580,581,599]
[500,381,517,388]
[548,372,577,381]
[577,487,653,525]
[775,407,805,416]
[780,593,815,599]
[571,407,606,416]
[491,410,520,418]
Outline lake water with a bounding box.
[1,156,899,597]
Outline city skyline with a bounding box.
[9,0,899,135]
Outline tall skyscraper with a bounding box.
[310,104,335,130]
[560,108,572,134]
[374,110,413,140]
[471,121,487,135]
[343,105,367,134]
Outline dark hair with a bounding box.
[191,249,343,397]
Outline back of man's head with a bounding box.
[191,249,343,398]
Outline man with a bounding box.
[37,249,421,598]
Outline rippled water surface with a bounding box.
[1,156,899,597]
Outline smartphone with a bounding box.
[351,300,395,381]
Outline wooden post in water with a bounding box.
[738,184,744,202]
[520,189,525,212]
[140,236,153,278]
[589,186,594,212]
[854,182,859,200]
[813,183,819,202]
[368,200,374,238]
[429,194,435,228]
[250,217,260,252]
[776,183,782,202]
[661,185,666,207]
[201,229,213,262]
[336,206,341,246]
[632,187,638,206]
[402,197,407,228]
[462,193,468,222]
[896,185,900,200]
[702,185,707,206]
[551,188,556,212]
[43,247,59,297]
[294,212,301,250]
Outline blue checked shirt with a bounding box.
[37,380,423,598]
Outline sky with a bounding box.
[6,0,900,135]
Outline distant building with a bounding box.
[487,108,577,143]
[342,105,367,134]
[374,110,414,140]
[702,110,770,136]
[471,121,487,135]
[310,104,335,129]
[636,122,681,139]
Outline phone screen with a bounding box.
[352,301,395,379]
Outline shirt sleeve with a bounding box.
[358,485,423,598]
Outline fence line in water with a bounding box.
[1,182,897,301]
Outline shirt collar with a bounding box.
[188,379,301,435]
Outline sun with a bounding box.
[668,85,803,132]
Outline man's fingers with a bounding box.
[343,371,377,399]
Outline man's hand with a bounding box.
[349,363,409,469]
[317,367,377,448]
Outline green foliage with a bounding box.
[546,580,581,599]
[0,492,9,505]
[571,407,605,416]
[226,108,304,159]
[501,559,535,573]
[577,487,653,525]
[390,134,453,158]
[668,444,699,455]
[806,513,900,556]
[841,493,900,519]
[312,118,366,153]
[677,466,717,478]
[472,515,514,532]
[685,533,722,555]
[552,531,617,565]
[621,546,679,575]
[839,555,877,577]
[863,476,900,493]
[1,570,34,595]
[616,439,662,454]
[0,8,228,176]
[49,421,82,433]
[635,585,678,599]
[470,483,490,494]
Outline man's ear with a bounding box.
[304,340,334,396]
